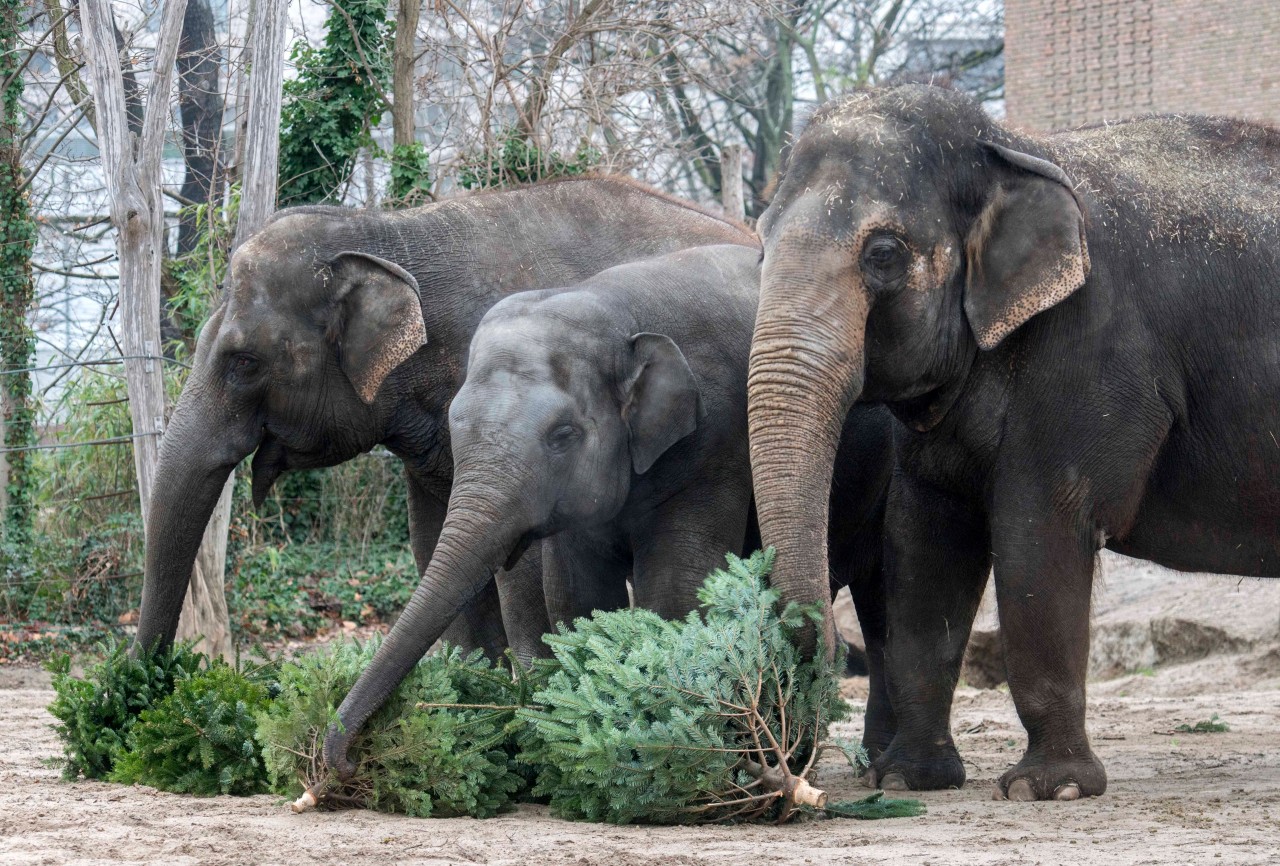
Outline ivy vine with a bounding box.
[0,0,38,545]
[277,0,391,206]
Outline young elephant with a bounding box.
[747,84,1280,801]
[324,244,897,777]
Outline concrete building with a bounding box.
[1005,0,1279,131]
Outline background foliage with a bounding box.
[277,0,391,205]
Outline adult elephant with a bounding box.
[323,244,897,778]
[134,177,754,664]
[746,85,1280,801]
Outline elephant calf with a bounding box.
[325,243,897,776]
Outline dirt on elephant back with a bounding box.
[5,554,1280,865]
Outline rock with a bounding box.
[962,628,1006,689]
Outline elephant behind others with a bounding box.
[134,177,755,665]
[324,244,897,778]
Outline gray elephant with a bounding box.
[324,243,898,777]
[746,85,1280,800]
[134,177,754,663]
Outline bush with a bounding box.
[256,639,530,818]
[458,131,599,191]
[45,640,206,780]
[517,549,850,825]
[110,661,274,796]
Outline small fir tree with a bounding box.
[110,662,273,796]
[256,639,530,818]
[46,640,207,780]
[518,549,850,824]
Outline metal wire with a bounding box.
[0,354,191,376]
[0,431,160,454]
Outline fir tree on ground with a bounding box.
[110,662,273,796]
[45,640,206,780]
[256,640,530,818]
[519,549,850,824]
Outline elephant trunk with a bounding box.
[324,470,524,777]
[747,244,869,658]
[133,392,255,655]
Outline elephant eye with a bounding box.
[545,423,582,453]
[862,235,907,271]
[228,353,261,381]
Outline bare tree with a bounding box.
[399,1,998,210]
[393,0,421,150]
[174,0,289,660]
[80,0,187,523]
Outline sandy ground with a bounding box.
[5,554,1280,865]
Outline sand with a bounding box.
[5,552,1280,865]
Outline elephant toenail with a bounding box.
[1007,779,1037,801]
[880,772,909,791]
[1054,783,1081,801]
[991,785,1007,801]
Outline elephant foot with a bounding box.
[991,747,1106,801]
[859,727,894,768]
[865,737,966,791]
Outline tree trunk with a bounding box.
[176,0,223,256]
[720,143,744,222]
[81,0,187,524]
[392,0,420,149]
[233,0,287,241]
[174,0,288,660]
[0,0,36,549]
[171,0,229,659]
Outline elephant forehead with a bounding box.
[226,232,319,309]
[765,195,903,249]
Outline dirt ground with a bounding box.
[5,554,1280,865]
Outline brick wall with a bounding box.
[1006,0,1279,131]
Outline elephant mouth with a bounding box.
[250,433,288,507]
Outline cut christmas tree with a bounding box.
[255,640,533,818]
[519,548,885,824]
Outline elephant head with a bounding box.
[748,86,1090,654]
[133,212,425,654]
[323,289,702,775]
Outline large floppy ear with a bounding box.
[326,251,426,403]
[622,333,704,475]
[964,142,1091,350]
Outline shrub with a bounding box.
[110,661,274,796]
[45,640,206,780]
[458,131,599,191]
[517,549,851,825]
[256,639,530,818]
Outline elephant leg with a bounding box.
[630,482,752,619]
[406,467,508,659]
[989,494,1105,802]
[495,542,552,665]
[869,471,990,792]
[542,529,631,628]
[832,526,896,763]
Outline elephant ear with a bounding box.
[622,333,704,475]
[963,142,1091,350]
[327,251,427,403]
